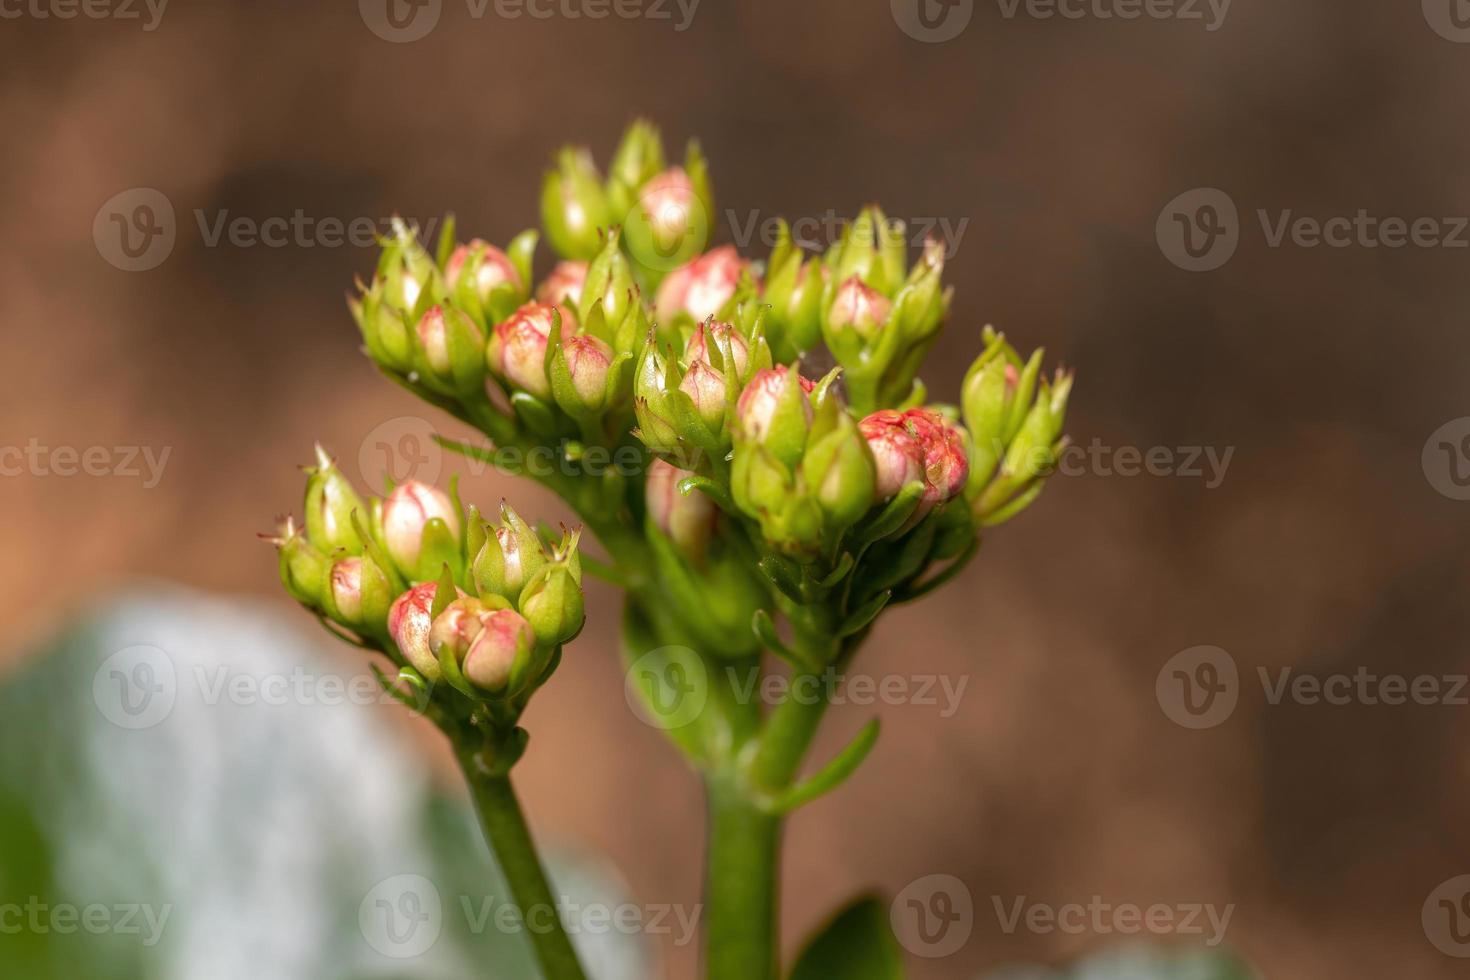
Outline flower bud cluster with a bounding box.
[268,447,584,705]
[543,119,714,280]
[961,329,1074,526]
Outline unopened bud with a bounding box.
[859,410,924,500]
[473,505,547,601]
[536,261,588,308]
[684,320,749,378]
[541,147,611,260]
[654,246,742,324]
[304,445,365,554]
[625,168,710,272]
[463,608,538,693]
[827,276,892,342]
[428,595,487,664]
[801,410,876,530]
[388,581,440,679]
[488,302,563,399]
[519,562,584,647]
[735,365,814,469]
[445,240,521,300]
[678,359,727,432]
[329,557,364,624]
[552,332,615,416]
[382,481,460,577]
[907,409,969,506]
[646,458,716,557]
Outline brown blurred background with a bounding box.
[4,0,1470,976]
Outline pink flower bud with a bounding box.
[646,458,716,557]
[655,246,742,324]
[462,608,536,693]
[329,557,364,622]
[488,302,564,398]
[905,409,970,505]
[388,581,439,679]
[535,260,588,308]
[445,239,521,299]
[382,481,460,572]
[639,168,697,246]
[683,320,749,378]
[415,305,452,375]
[859,409,969,507]
[563,332,614,408]
[736,366,814,443]
[859,410,925,500]
[828,276,892,340]
[428,596,483,661]
[678,360,727,431]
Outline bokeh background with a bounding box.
[4,0,1470,977]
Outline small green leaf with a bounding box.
[789,894,904,980]
[840,590,890,638]
[766,719,879,815]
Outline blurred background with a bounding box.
[3,0,1470,977]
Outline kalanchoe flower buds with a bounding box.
[860,409,969,512]
[473,504,548,602]
[462,608,538,694]
[428,595,487,665]
[625,167,711,273]
[388,581,440,679]
[304,445,365,555]
[550,332,616,418]
[271,516,330,606]
[445,240,521,300]
[517,532,585,647]
[541,147,611,260]
[678,359,728,432]
[655,246,742,325]
[328,557,364,623]
[684,320,750,379]
[415,305,487,394]
[735,366,814,469]
[646,458,717,558]
[382,480,461,580]
[801,405,877,531]
[536,261,588,308]
[488,302,562,399]
[827,276,892,342]
[859,411,925,500]
[762,223,824,361]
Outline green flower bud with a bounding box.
[270,517,329,606]
[304,444,365,555]
[541,147,610,261]
[763,226,823,360]
[801,407,876,531]
[607,119,667,217]
[473,504,547,602]
[444,240,522,301]
[551,333,616,418]
[415,305,488,395]
[323,553,393,633]
[734,366,814,471]
[519,561,584,648]
[646,458,717,559]
[382,481,461,581]
[578,230,637,335]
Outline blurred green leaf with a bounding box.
[789,895,904,980]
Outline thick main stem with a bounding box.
[458,756,588,980]
[705,773,781,980]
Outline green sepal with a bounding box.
[840,590,890,638]
[505,229,538,301]
[508,391,559,438]
[854,482,925,543]
[414,516,462,584]
[433,214,457,269]
[757,554,805,603]
[351,509,406,596]
[751,609,797,662]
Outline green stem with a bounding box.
[705,772,781,980]
[457,753,588,980]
